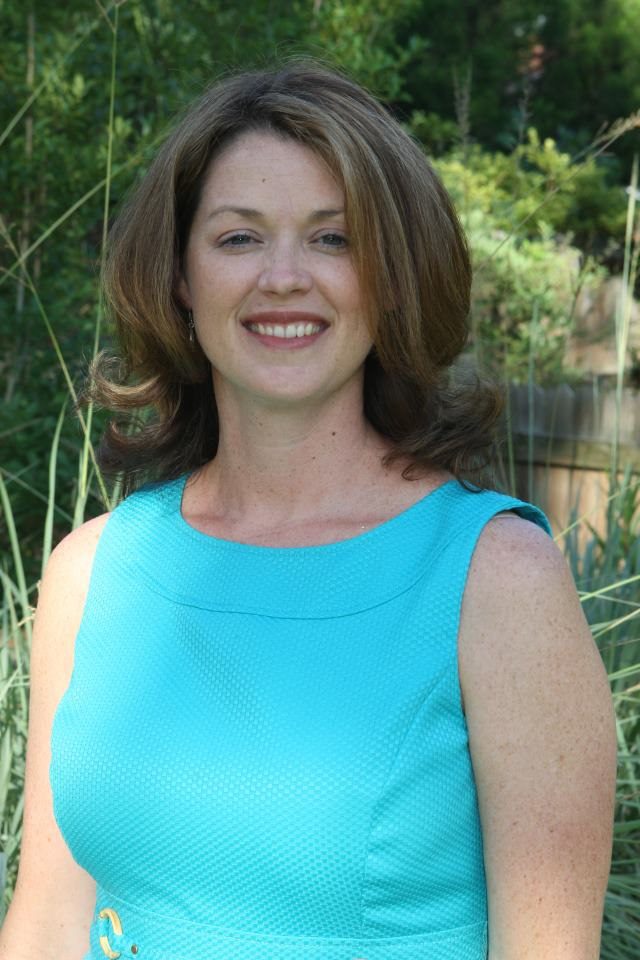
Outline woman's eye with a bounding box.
[317,233,348,249]
[220,233,255,247]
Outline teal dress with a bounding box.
[50,472,550,960]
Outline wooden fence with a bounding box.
[504,382,640,539]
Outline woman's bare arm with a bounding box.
[0,514,110,960]
[459,516,617,960]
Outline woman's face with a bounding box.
[177,130,373,409]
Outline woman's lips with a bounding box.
[242,312,328,348]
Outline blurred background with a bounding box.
[1,2,639,955]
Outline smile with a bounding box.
[246,322,324,338]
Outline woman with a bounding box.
[1,61,616,960]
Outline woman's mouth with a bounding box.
[242,313,328,348]
[246,321,324,338]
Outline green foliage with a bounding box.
[465,212,604,384]
[396,0,546,144]
[398,0,640,162]
[428,131,623,383]
[408,109,459,154]
[428,129,628,248]
[309,0,427,101]
[530,0,640,160]
[0,468,32,923]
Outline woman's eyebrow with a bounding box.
[307,209,345,221]
[205,206,345,222]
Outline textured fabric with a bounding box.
[50,472,551,960]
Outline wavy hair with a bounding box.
[86,58,502,492]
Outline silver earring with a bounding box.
[187,310,195,345]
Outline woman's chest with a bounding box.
[50,588,486,935]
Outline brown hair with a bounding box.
[88,57,501,492]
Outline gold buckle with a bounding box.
[98,907,123,959]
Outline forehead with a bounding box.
[199,131,344,208]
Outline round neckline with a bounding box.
[174,470,459,553]
[116,473,544,617]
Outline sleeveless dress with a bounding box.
[49,472,550,960]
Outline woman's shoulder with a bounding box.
[49,511,112,568]
[462,511,567,628]
[33,513,113,703]
[43,512,113,604]
[458,512,586,709]
[51,476,184,559]
[471,510,561,585]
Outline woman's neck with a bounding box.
[189,378,397,533]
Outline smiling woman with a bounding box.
[90,57,484,490]
[1,59,616,960]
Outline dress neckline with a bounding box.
[118,472,537,617]
[173,469,459,553]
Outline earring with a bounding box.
[187,310,195,345]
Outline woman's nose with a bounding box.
[257,242,313,296]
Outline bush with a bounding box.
[419,128,625,384]
[464,211,604,384]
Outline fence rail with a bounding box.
[507,383,640,472]
[503,382,639,537]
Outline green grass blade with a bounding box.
[42,401,68,577]
[0,474,31,646]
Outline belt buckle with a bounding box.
[98,907,139,958]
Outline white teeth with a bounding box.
[247,321,324,338]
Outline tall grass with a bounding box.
[563,475,640,957]
[0,0,123,921]
[0,8,639,958]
